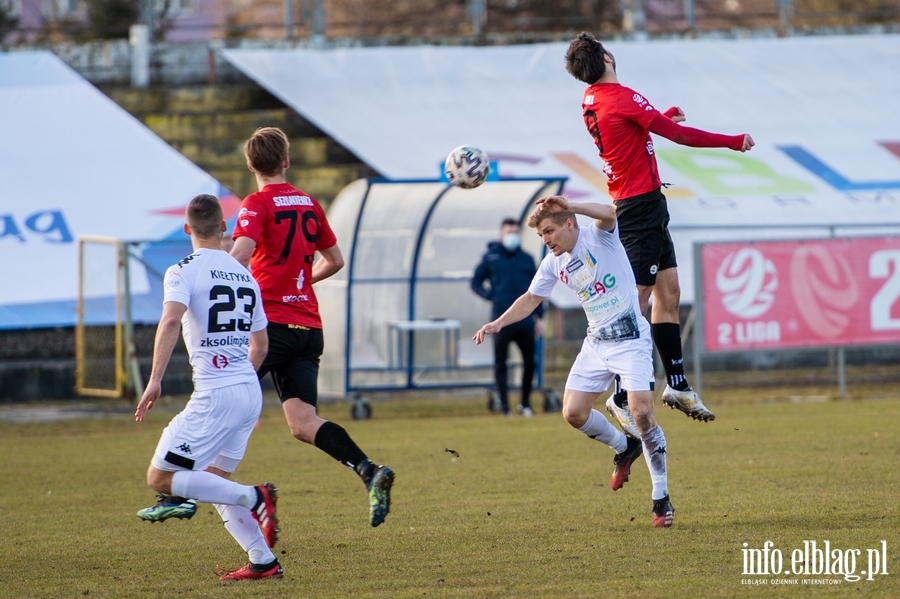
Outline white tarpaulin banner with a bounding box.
[223,35,900,304]
[0,52,237,329]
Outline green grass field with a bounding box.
[1,385,899,598]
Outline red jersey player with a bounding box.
[232,127,394,528]
[564,32,754,428]
[142,128,394,529]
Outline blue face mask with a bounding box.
[502,232,520,251]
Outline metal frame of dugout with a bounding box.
[316,176,567,398]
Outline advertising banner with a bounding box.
[0,52,232,329]
[700,237,900,352]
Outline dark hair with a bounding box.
[186,194,223,239]
[564,32,607,84]
[244,127,290,176]
[501,217,519,228]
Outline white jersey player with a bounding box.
[169,249,264,390]
[473,196,674,528]
[135,194,284,580]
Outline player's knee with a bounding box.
[562,405,588,429]
[146,467,172,494]
[633,409,656,433]
[659,290,680,313]
[288,422,315,444]
[287,415,319,444]
[283,398,319,444]
[655,274,681,309]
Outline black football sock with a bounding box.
[249,558,281,572]
[651,322,690,391]
[314,420,369,475]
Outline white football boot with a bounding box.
[661,385,715,422]
[605,395,641,440]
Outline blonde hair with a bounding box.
[526,196,577,230]
[244,127,290,176]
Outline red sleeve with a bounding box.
[648,113,744,150]
[232,194,267,245]
[662,106,680,119]
[616,88,658,130]
[315,208,337,251]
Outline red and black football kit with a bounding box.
[581,83,743,286]
[233,182,337,405]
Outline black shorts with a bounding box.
[258,323,324,406]
[614,188,677,286]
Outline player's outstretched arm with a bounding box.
[473,291,544,344]
[136,301,187,422]
[648,112,753,152]
[663,106,685,123]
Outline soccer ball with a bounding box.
[444,145,490,189]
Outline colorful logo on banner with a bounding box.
[0,210,74,244]
[458,143,900,200]
[152,185,243,237]
[557,141,900,198]
[716,248,778,319]
[702,237,900,351]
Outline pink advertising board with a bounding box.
[700,237,900,352]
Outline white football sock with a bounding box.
[578,409,628,454]
[171,471,257,509]
[641,425,669,500]
[215,504,276,565]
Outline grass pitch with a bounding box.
[1,387,899,598]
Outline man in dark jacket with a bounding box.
[471,218,544,416]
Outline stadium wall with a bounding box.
[3,25,898,87]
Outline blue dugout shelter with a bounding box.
[318,177,566,397]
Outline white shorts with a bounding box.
[565,330,654,394]
[150,381,262,474]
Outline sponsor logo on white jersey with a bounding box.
[565,258,584,273]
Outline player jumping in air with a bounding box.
[564,32,755,432]
[474,196,674,528]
